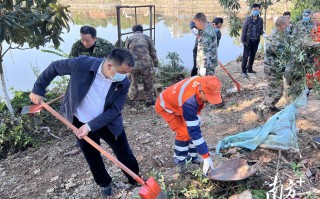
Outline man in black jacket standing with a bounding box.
[241,3,265,78]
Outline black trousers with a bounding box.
[241,39,260,73]
[73,117,139,187]
[191,38,198,76]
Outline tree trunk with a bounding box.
[0,59,15,119]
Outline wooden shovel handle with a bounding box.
[218,61,241,92]
[46,95,64,105]
[40,101,145,185]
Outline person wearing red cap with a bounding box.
[155,75,222,175]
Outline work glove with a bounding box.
[262,33,269,38]
[192,28,199,36]
[203,157,214,176]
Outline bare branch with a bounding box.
[2,42,12,57]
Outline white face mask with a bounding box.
[110,67,127,82]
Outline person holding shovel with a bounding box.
[29,48,139,197]
[155,75,222,175]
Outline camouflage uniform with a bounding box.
[69,37,114,58]
[295,20,315,36]
[257,29,291,112]
[196,24,218,75]
[125,31,158,103]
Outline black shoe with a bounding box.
[145,99,155,107]
[269,107,281,113]
[248,70,257,73]
[101,185,112,197]
[253,108,265,121]
[210,101,225,109]
[313,137,320,145]
[242,73,249,78]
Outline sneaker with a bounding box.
[253,108,265,121]
[313,137,320,145]
[248,70,257,73]
[242,73,249,78]
[101,185,112,197]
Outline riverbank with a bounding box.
[1,60,319,198]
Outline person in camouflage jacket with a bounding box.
[125,24,158,107]
[69,25,114,58]
[253,16,292,121]
[194,12,218,75]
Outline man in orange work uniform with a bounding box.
[155,75,222,175]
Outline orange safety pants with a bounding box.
[155,99,190,141]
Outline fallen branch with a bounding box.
[40,127,61,140]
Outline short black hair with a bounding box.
[283,11,291,16]
[80,25,97,38]
[213,17,223,25]
[194,12,207,23]
[107,48,135,68]
[132,24,143,33]
[252,3,261,9]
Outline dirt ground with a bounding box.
[1,60,319,199]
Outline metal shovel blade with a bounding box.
[21,104,42,115]
[207,157,263,181]
[20,95,64,115]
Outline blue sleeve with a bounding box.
[182,96,208,155]
[32,57,80,96]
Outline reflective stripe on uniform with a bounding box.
[178,76,198,106]
[189,143,195,148]
[174,145,189,152]
[185,120,200,127]
[173,154,186,161]
[192,137,205,146]
[188,152,197,157]
[160,92,173,113]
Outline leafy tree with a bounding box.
[290,0,320,22]
[0,0,71,118]
[218,0,284,37]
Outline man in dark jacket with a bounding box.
[240,3,265,78]
[212,17,224,47]
[29,48,139,197]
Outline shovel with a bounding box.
[39,101,167,199]
[21,95,64,115]
[207,157,263,181]
[218,61,241,93]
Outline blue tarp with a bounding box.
[216,88,309,153]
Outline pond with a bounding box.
[0,0,286,98]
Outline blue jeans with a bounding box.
[73,116,139,187]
